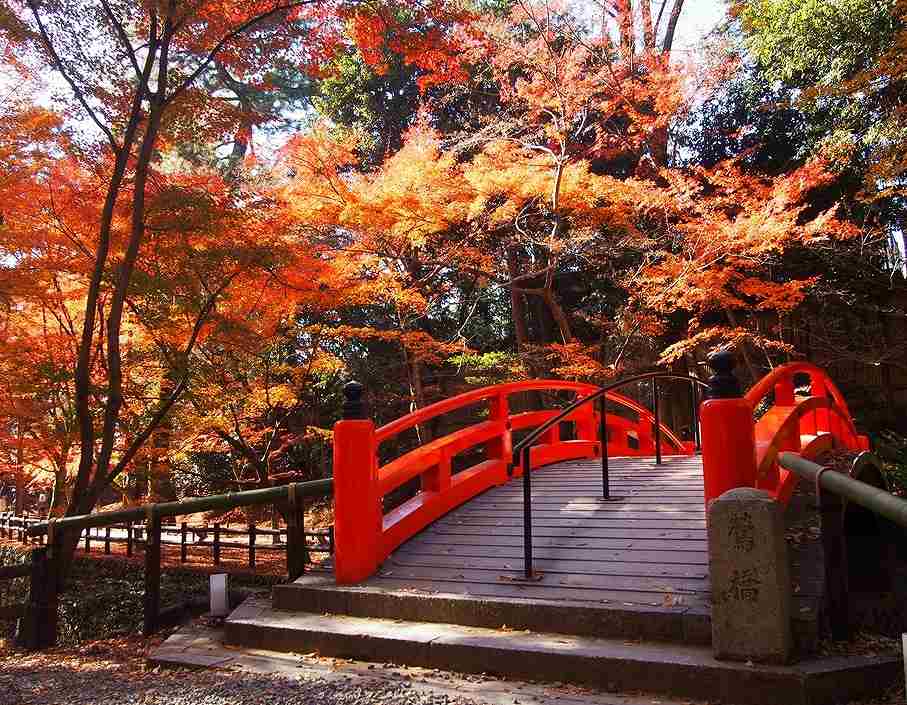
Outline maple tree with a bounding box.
[285,0,876,399]
[0,0,903,582]
[682,0,907,412]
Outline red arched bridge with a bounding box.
[331,356,870,589]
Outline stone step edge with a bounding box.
[150,623,709,705]
[224,597,899,705]
[273,573,712,645]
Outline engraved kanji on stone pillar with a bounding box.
[708,487,792,664]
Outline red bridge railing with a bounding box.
[700,353,869,507]
[332,378,694,584]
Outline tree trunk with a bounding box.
[507,248,531,350]
[661,0,685,54]
[641,0,655,50]
[542,286,574,344]
[49,467,67,518]
[14,419,24,515]
[149,380,176,502]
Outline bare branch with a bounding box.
[25,0,117,148]
[98,0,145,85]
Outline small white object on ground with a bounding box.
[210,574,229,617]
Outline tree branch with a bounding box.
[103,271,239,486]
[98,0,145,86]
[166,2,317,104]
[25,0,117,148]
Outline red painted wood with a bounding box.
[336,378,700,586]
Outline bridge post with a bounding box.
[700,351,757,507]
[333,381,381,584]
[485,392,512,482]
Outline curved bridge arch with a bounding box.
[370,379,691,563]
[743,362,869,504]
[333,361,872,586]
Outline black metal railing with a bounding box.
[511,372,708,579]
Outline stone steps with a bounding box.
[272,573,826,649]
[273,572,712,643]
[224,597,900,705]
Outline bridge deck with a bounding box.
[363,455,710,610]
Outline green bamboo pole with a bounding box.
[779,452,907,528]
[26,479,333,537]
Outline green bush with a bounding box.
[0,544,31,642]
[874,430,907,497]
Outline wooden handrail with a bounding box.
[375,379,596,444]
[742,363,868,502]
[745,362,858,438]
[512,373,703,461]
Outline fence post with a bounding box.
[333,380,380,584]
[104,527,111,555]
[213,523,221,567]
[248,522,256,569]
[126,522,133,557]
[84,527,90,553]
[286,493,307,580]
[143,508,161,636]
[700,351,757,507]
[180,522,188,563]
[16,545,59,651]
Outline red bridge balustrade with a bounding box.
[332,378,693,584]
[699,352,870,508]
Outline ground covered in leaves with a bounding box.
[0,545,279,646]
[1,633,904,705]
[0,638,487,705]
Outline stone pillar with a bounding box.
[709,487,792,663]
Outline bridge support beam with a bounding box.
[700,351,757,507]
[333,382,380,585]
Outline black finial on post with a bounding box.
[342,380,367,420]
[706,349,742,399]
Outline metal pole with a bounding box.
[522,445,533,579]
[691,381,701,452]
[600,395,609,499]
[652,378,662,465]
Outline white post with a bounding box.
[209,573,230,617]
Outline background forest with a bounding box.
[0,0,905,528]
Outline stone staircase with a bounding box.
[220,458,900,704]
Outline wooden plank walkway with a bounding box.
[369,455,711,610]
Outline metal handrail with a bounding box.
[512,371,708,579]
[779,452,907,528]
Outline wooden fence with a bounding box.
[14,479,334,650]
[1,511,333,571]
